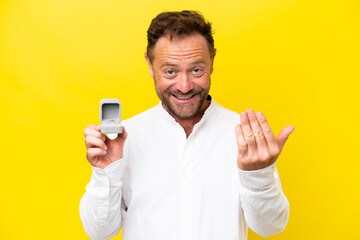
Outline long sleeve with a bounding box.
[238,162,289,237]
[79,159,127,240]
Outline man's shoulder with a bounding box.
[212,101,240,123]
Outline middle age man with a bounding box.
[80,10,294,240]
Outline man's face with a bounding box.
[145,34,215,119]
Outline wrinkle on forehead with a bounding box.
[152,34,211,65]
[158,51,206,66]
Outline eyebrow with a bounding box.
[160,61,206,68]
[160,63,178,68]
[191,61,206,66]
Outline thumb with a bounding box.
[105,127,127,145]
[276,125,295,151]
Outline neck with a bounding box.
[167,100,211,138]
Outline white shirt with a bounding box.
[79,99,289,240]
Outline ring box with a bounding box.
[100,99,123,134]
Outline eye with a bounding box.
[192,68,203,75]
[166,69,175,76]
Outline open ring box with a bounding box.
[100,99,123,139]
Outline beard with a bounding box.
[155,81,210,119]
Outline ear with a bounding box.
[144,53,154,78]
[210,49,216,74]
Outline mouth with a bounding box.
[171,93,197,104]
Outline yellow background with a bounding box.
[1,0,359,239]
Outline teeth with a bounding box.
[175,95,192,100]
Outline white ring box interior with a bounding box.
[100,99,123,137]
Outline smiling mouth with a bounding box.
[170,93,199,106]
[172,94,195,100]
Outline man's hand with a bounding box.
[84,125,127,170]
[235,109,295,171]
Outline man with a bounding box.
[80,10,295,240]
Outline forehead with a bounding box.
[152,34,211,64]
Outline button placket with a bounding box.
[179,136,193,240]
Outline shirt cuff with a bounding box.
[91,159,126,188]
[238,162,276,190]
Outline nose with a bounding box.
[177,73,193,93]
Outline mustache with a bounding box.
[168,88,204,97]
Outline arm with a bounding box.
[80,125,128,240]
[238,163,289,237]
[80,160,126,240]
[235,109,294,237]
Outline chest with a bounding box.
[122,124,240,208]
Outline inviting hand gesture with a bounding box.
[235,109,295,171]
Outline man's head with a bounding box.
[145,11,216,120]
[146,11,215,63]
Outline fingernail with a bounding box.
[247,109,255,116]
[256,112,265,119]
